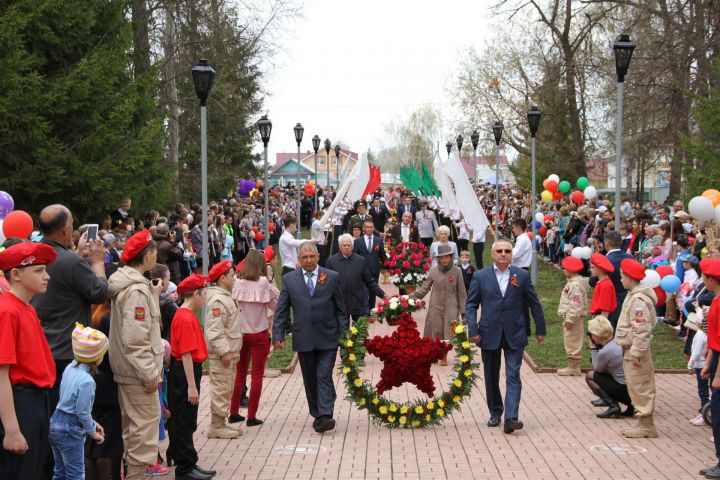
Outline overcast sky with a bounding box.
[258,0,494,162]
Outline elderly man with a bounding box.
[415,202,439,247]
[154,223,183,283]
[390,211,419,245]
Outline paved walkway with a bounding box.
[163,298,715,479]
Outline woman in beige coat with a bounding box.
[412,244,467,365]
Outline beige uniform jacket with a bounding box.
[557,276,590,325]
[614,284,657,360]
[205,285,243,359]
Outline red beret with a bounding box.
[621,258,645,281]
[208,260,233,283]
[561,256,584,273]
[590,253,614,273]
[177,274,208,296]
[700,258,720,281]
[0,243,57,272]
[121,230,153,263]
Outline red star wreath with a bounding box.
[364,313,452,397]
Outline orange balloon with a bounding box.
[542,179,548,189]
[702,189,720,207]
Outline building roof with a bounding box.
[269,158,315,177]
[459,156,509,178]
[273,149,359,173]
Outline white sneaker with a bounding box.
[690,414,706,426]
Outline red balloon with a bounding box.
[653,286,666,307]
[655,265,673,278]
[527,232,534,241]
[544,214,554,222]
[2,210,33,239]
[552,191,563,201]
[571,191,584,205]
[268,223,275,233]
[546,180,558,193]
[539,226,547,236]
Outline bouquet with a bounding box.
[384,242,431,289]
[371,294,426,326]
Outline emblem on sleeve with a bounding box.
[212,307,221,317]
[135,307,145,320]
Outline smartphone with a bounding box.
[87,224,99,242]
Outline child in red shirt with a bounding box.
[589,253,617,317]
[169,274,214,479]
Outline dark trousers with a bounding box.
[297,349,338,419]
[593,372,632,405]
[481,334,524,421]
[367,273,380,313]
[456,239,469,254]
[331,225,343,255]
[420,237,433,248]
[169,360,202,476]
[472,241,485,269]
[696,368,710,410]
[710,352,720,465]
[0,385,51,480]
[318,243,329,267]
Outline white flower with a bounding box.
[404,273,413,282]
[389,303,398,310]
[370,308,377,315]
[400,295,408,300]
[408,299,416,306]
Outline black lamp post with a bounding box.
[312,135,320,210]
[527,106,542,285]
[334,144,341,187]
[471,130,479,184]
[613,34,635,232]
[492,121,504,237]
[258,115,272,243]
[293,123,304,239]
[324,138,331,189]
[446,141,452,158]
[456,134,464,156]
[191,59,215,276]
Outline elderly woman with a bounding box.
[429,225,458,267]
[411,244,467,365]
[640,223,662,262]
[585,316,634,419]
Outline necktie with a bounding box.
[305,272,314,296]
[367,236,372,251]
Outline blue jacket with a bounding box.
[353,235,387,277]
[465,266,546,350]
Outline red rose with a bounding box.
[413,260,420,267]
[403,242,410,247]
[377,307,383,314]
[384,261,390,267]
[423,264,429,271]
[403,261,410,269]
[425,257,432,264]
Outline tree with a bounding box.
[377,105,444,173]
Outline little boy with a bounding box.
[459,250,475,294]
[169,274,216,480]
[589,253,617,319]
[0,243,58,479]
[557,256,590,376]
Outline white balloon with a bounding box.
[548,174,560,183]
[715,204,720,223]
[583,186,598,200]
[571,247,583,259]
[0,220,4,244]
[689,196,715,221]
[535,212,544,223]
[640,269,661,288]
[582,246,593,259]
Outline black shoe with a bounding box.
[312,417,320,429]
[487,415,501,428]
[239,397,249,408]
[597,403,621,419]
[503,419,524,434]
[701,466,720,476]
[194,465,217,475]
[175,468,214,480]
[247,418,264,427]
[591,397,609,407]
[314,416,336,433]
[702,466,720,478]
[621,405,635,417]
[228,414,245,423]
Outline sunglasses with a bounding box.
[494,249,512,254]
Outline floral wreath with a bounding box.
[338,314,478,428]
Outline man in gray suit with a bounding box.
[273,242,348,433]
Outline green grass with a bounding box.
[267,335,294,369]
[471,244,687,370]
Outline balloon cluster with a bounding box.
[688,189,720,223]
[640,265,682,307]
[570,246,592,260]
[237,179,257,197]
[0,191,34,244]
[540,175,597,205]
[303,180,316,196]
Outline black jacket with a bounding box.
[326,252,385,316]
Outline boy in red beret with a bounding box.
[0,243,58,478]
[557,256,590,376]
[589,253,617,318]
[169,274,215,479]
[699,258,720,478]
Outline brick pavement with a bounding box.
[164,301,715,479]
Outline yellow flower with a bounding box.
[372,397,380,405]
[379,406,388,414]
[437,399,445,408]
[425,414,431,421]
[400,406,408,414]
[427,401,434,410]
[453,396,461,403]
[464,369,473,377]
[437,408,445,417]
[461,341,471,348]
[411,420,420,427]
[348,353,356,362]
[353,378,363,387]
[459,355,469,363]
[399,416,407,425]
[350,326,358,335]
[454,379,463,387]
[359,398,366,406]
[342,366,350,374]
[454,325,464,334]
[389,404,397,412]
[346,340,354,347]
[388,415,396,423]
[415,406,424,414]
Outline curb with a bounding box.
[523,351,690,374]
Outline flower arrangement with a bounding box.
[338,316,478,429]
[384,242,431,289]
[370,294,425,326]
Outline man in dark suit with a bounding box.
[273,242,348,433]
[588,230,634,328]
[389,211,419,246]
[353,219,388,313]
[465,238,546,434]
[368,197,390,233]
[396,196,416,218]
[326,233,387,319]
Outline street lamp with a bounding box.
[334,144,341,187]
[456,134,464,157]
[445,141,452,158]
[312,135,321,210]
[258,115,272,243]
[527,106,542,285]
[324,138,331,189]
[293,123,304,239]
[191,59,215,276]
[492,121,504,238]
[613,34,635,232]
[471,130,480,184]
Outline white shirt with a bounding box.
[279,231,305,269]
[493,264,511,296]
[512,232,532,268]
[401,223,410,242]
[302,266,320,292]
[471,226,486,243]
[311,219,325,245]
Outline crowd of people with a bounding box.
[1,180,720,479]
